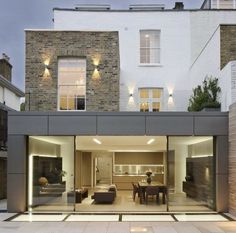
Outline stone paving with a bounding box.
[0,213,236,233]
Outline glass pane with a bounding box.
[58,59,86,85]
[140,30,160,64]
[140,102,149,112]
[139,89,149,98]
[60,96,67,110]
[58,58,86,111]
[150,48,160,63]
[76,97,85,110]
[152,102,160,112]
[168,136,215,212]
[28,136,75,212]
[152,89,162,98]
[140,48,150,63]
[140,30,160,48]
[68,97,76,110]
[219,0,234,8]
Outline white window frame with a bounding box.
[139,30,161,66]
[139,88,163,112]
[57,58,86,111]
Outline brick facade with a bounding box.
[220,25,236,69]
[25,31,120,111]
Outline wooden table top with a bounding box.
[138,181,165,187]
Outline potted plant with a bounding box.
[188,77,221,112]
[146,171,152,184]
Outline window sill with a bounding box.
[138,63,163,67]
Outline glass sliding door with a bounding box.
[28,136,75,212]
[167,136,215,212]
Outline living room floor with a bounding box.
[75,188,213,213]
[31,187,213,213]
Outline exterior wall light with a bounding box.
[92,66,100,80]
[42,59,51,79]
[129,93,133,97]
[169,93,173,97]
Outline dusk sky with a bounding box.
[0,0,202,91]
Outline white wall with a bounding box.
[190,11,236,63]
[189,26,221,90]
[0,87,21,110]
[54,10,236,111]
[169,144,188,194]
[60,138,74,192]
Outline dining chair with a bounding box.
[145,186,159,204]
[158,186,167,204]
[131,182,140,201]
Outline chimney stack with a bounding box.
[173,2,184,10]
[0,53,12,82]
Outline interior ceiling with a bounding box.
[30,136,212,152]
[76,136,167,152]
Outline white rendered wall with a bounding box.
[189,27,221,90]
[54,10,192,111]
[2,87,21,110]
[190,11,236,63]
[169,143,188,194]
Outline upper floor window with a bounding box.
[58,58,86,111]
[139,88,163,112]
[203,0,236,9]
[140,30,161,64]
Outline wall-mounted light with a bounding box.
[129,93,133,97]
[147,138,155,145]
[43,59,51,79]
[168,88,174,107]
[93,138,102,145]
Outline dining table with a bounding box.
[138,181,167,204]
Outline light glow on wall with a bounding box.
[191,154,213,158]
[93,138,102,144]
[147,138,155,144]
[43,58,51,79]
[92,67,100,80]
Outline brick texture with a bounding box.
[221,25,236,69]
[25,31,120,111]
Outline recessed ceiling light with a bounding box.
[147,139,155,144]
[145,34,149,38]
[93,138,102,144]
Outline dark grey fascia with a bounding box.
[8,111,228,136]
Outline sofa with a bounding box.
[91,184,117,204]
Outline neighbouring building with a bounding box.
[0,53,24,200]
[7,1,236,217]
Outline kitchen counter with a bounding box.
[112,174,164,190]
